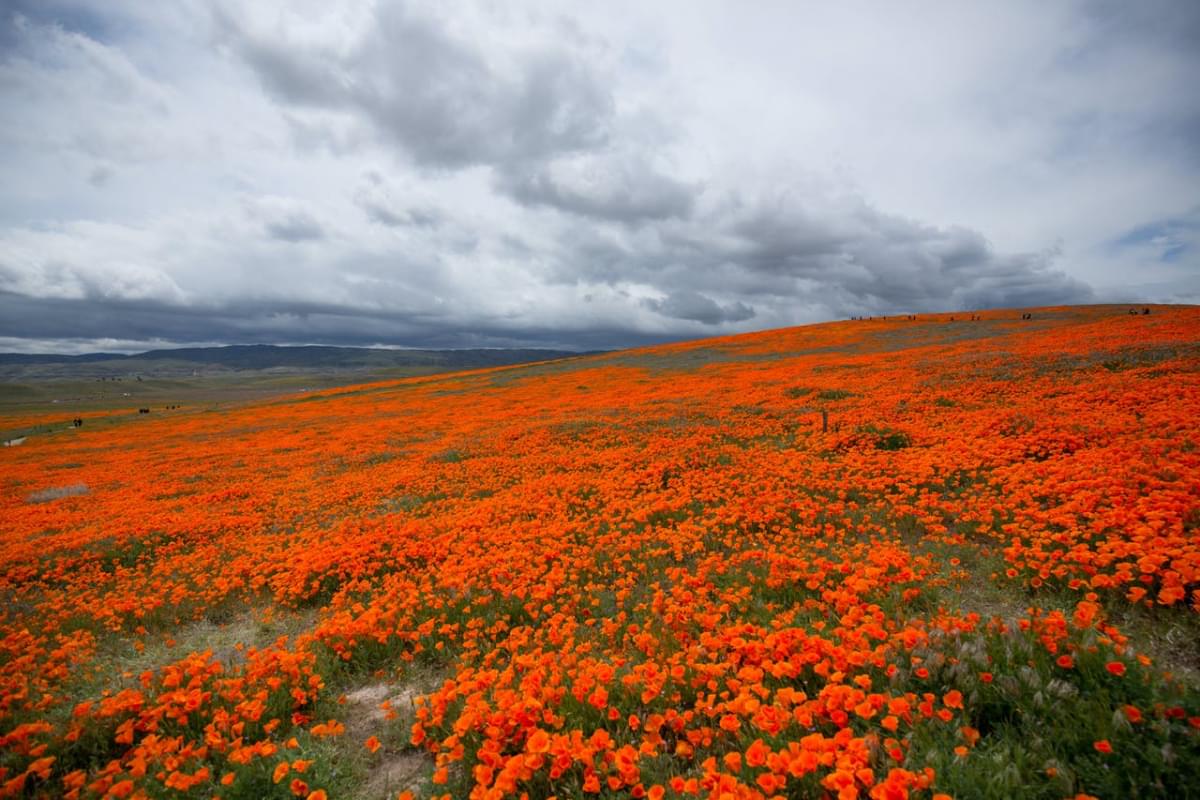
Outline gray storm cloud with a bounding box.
[500,152,698,224]
[212,3,614,170]
[641,290,755,325]
[0,0,1197,352]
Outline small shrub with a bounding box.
[854,424,912,450]
[875,431,911,450]
[432,449,466,463]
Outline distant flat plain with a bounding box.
[0,345,584,442]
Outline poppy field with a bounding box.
[2,305,1199,799]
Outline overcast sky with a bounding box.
[1,1,1197,353]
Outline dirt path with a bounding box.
[342,678,438,799]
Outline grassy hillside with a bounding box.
[1,305,1198,799]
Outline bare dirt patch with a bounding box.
[25,482,88,503]
[341,674,441,800]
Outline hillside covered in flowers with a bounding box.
[2,305,1198,799]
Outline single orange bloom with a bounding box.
[1105,661,1126,677]
[756,773,781,793]
[1093,740,1113,754]
[588,686,608,709]
[365,736,381,753]
[943,690,964,709]
[1158,586,1185,605]
[108,781,135,798]
[527,729,551,753]
[273,762,290,784]
[745,738,769,768]
[306,791,328,800]
[1056,655,1074,669]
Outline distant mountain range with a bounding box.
[0,344,586,374]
